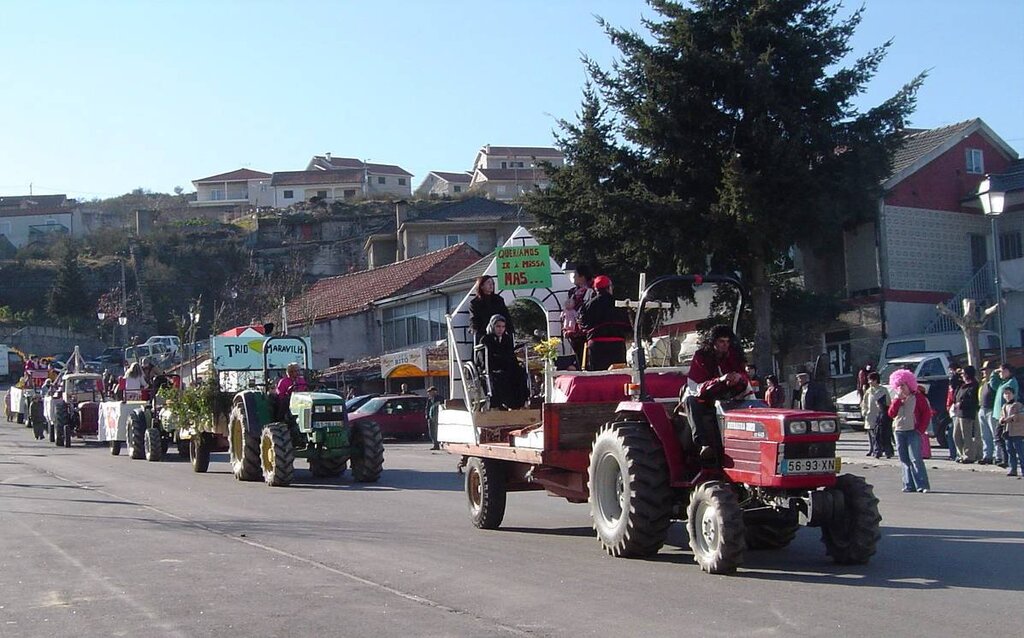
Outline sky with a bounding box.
[1,0,1021,200]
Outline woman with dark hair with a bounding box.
[562,264,593,368]
[479,314,527,410]
[469,275,513,343]
[764,374,784,408]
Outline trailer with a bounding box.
[6,370,50,424]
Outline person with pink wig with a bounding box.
[888,369,931,492]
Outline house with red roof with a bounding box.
[468,145,564,201]
[282,242,481,369]
[415,171,473,198]
[190,168,274,213]
[797,118,1022,382]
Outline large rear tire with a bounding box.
[588,422,672,558]
[686,481,746,574]
[260,422,294,487]
[228,404,261,481]
[145,427,163,462]
[821,474,882,564]
[350,420,384,482]
[128,411,146,460]
[191,434,211,473]
[465,457,506,529]
[309,456,347,478]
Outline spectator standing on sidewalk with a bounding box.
[953,365,981,463]
[861,372,892,458]
[764,374,785,408]
[889,369,930,493]
[992,363,1020,468]
[425,386,442,451]
[998,386,1024,478]
[977,364,997,464]
[943,365,962,461]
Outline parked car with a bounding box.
[345,393,380,413]
[144,335,181,356]
[88,347,127,375]
[124,343,174,369]
[878,330,999,367]
[836,351,953,429]
[347,395,427,439]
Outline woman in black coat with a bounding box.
[469,275,513,343]
[479,314,527,410]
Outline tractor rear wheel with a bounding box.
[350,420,384,482]
[128,411,146,460]
[821,474,881,564]
[228,405,261,481]
[260,422,294,487]
[109,441,122,456]
[588,422,673,558]
[465,457,506,529]
[191,434,211,473]
[686,481,746,574]
[309,456,347,478]
[145,427,163,462]
[745,521,800,550]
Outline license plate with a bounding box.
[781,457,839,475]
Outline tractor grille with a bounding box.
[781,441,836,459]
[312,413,347,424]
[323,429,349,449]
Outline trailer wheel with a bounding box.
[128,411,146,460]
[261,422,294,487]
[588,422,672,558]
[191,434,211,473]
[309,456,347,478]
[745,521,800,550]
[686,481,746,574]
[145,427,163,462]
[350,420,384,483]
[228,404,261,481]
[466,457,506,529]
[821,474,881,565]
[109,441,122,456]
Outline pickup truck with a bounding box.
[836,351,952,429]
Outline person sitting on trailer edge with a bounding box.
[576,275,631,371]
[479,314,528,410]
[680,324,751,464]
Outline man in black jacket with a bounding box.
[953,365,981,463]
[577,275,631,371]
[797,372,833,413]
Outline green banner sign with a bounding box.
[495,245,552,290]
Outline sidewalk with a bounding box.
[837,429,1011,475]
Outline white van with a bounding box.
[144,335,181,356]
[878,330,1000,367]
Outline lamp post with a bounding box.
[97,311,106,343]
[118,315,128,348]
[978,176,1007,363]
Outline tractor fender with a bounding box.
[234,390,271,437]
[130,407,152,428]
[614,400,687,484]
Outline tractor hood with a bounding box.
[289,391,345,410]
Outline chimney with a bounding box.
[324,152,331,162]
[395,201,409,227]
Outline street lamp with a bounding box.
[97,311,106,343]
[118,316,128,347]
[978,176,1007,363]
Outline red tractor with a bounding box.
[443,274,880,574]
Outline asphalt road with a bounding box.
[1,397,1022,638]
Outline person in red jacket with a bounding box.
[681,325,750,463]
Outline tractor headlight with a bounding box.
[815,419,837,433]
[787,420,808,435]
[315,405,326,413]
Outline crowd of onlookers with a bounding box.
[855,360,1023,492]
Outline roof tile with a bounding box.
[193,168,271,184]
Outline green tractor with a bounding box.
[226,335,385,487]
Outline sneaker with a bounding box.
[918,488,929,493]
[979,458,992,465]
[1008,471,1019,477]
[962,459,975,464]
[902,488,913,493]
[997,462,1009,469]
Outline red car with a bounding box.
[348,395,428,439]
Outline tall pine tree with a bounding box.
[46,240,90,324]
[529,0,924,369]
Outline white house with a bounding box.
[190,168,274,211]
[415,171,473,198]
[306,153,413,199]
[468,145,564,201]
[0,194,79,248]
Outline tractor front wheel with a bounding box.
[588,422,672,558]
[191,434,211,473]
[350,420,384,482]
[109,441,122,456]
[686,481,746,574]
[260,422,294,487]
[228,405,261,481]
[465,457,506,529]
[821,474,881,565]
[128,411,146,460]
[145,427,163,462]
[309,456,347,478]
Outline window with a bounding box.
[885,340,925,360]
[316,190,328,199]
[210,189,225,201]
[501,161,507,168]
[966,148,984,174]
[999,231,1022,261]
[381,297,447,350]
[970,233,988,270]
[398,177,406,186]
[919,357,947,379]
[377,176,386,185]
[427,233,478,251]
[283,190,294,199]
[343,189,357,198]
[453,185,462,193]
[825,330,852,377]
[496,185,507,194]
